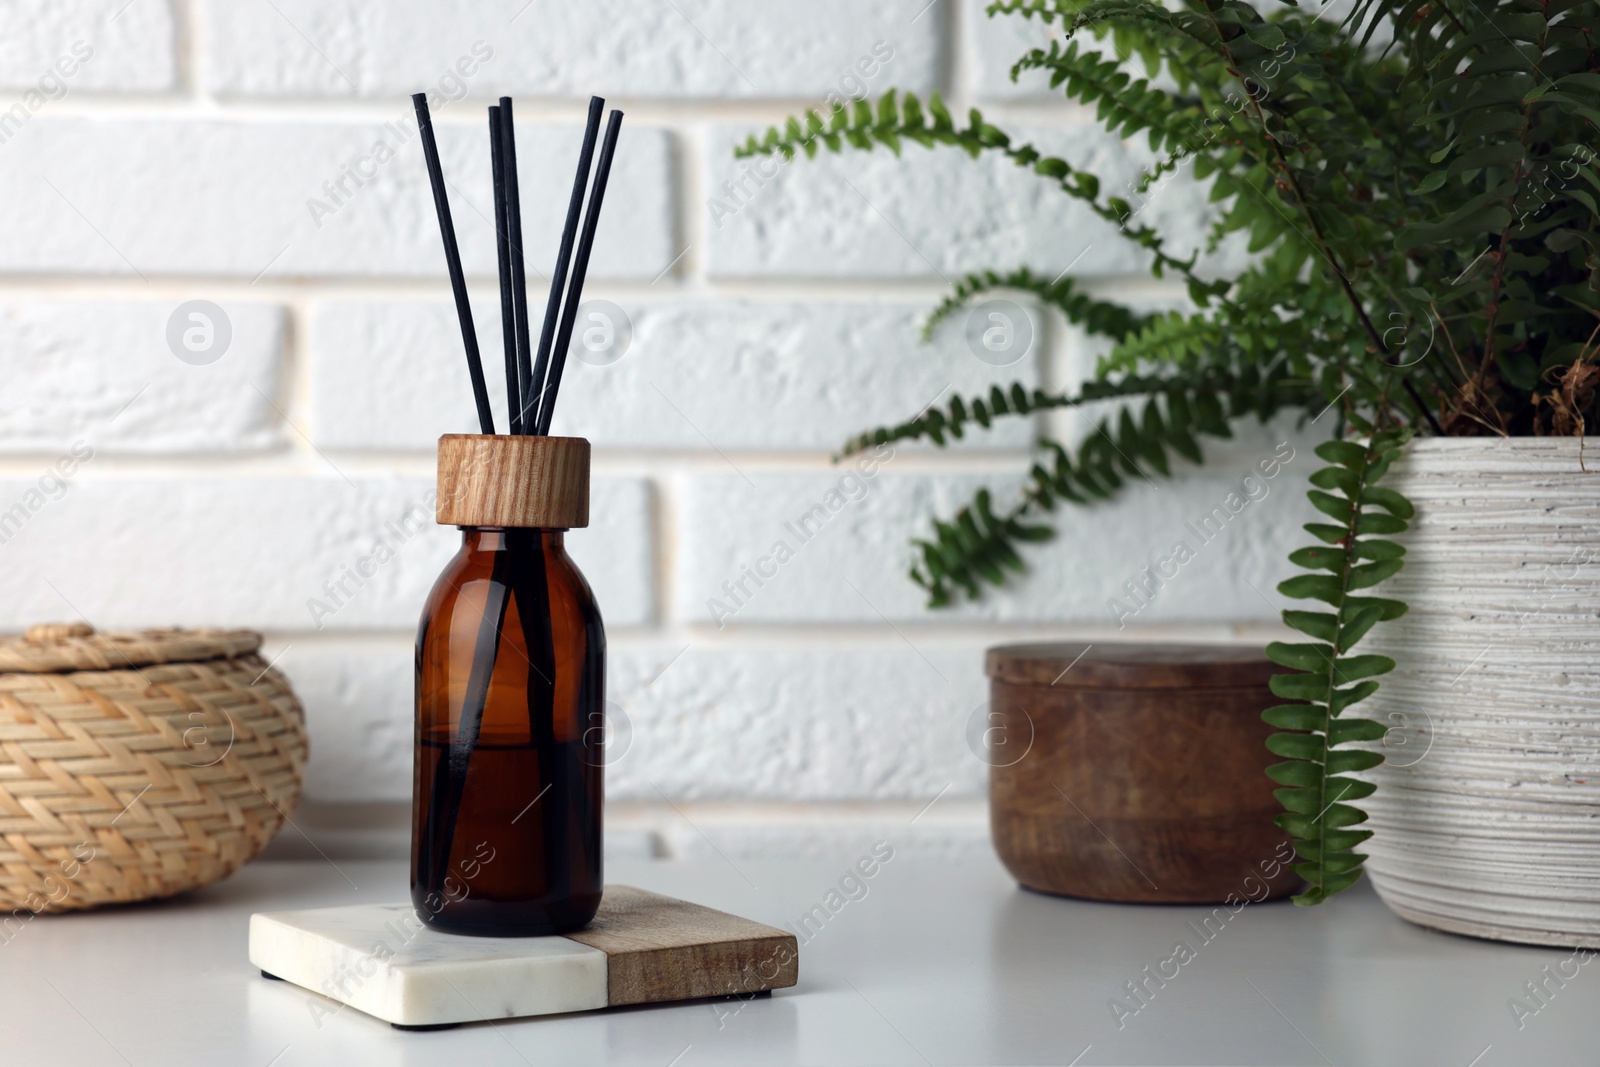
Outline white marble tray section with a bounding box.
[248,902,609,1027]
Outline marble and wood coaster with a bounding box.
[249,886,799,1029]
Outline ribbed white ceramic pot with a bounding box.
[1361,436,1600,947]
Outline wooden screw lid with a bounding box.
[985,641,1275,689]
[436,434,589,529]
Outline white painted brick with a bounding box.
[546,479,654,624]
[0,474,652,630]
[0,1,174,92]
[704,122,1221,280]
[309,298,1040,451]
[606,643,990,802]
[201,0,939,100]
[273,639,414,804]
[0,119,673,280]
[308,298,509,450]
[0,299,283,454]
[675,449,1316,626]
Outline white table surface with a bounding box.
[1,854,1594,1066]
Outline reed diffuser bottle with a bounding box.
[413,435,604,936]
[408,84,622,935]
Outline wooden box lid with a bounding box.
[985,642,1275,689]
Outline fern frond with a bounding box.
[1012,38,1206,155]
[1095,310,1227,376]
[902,371,1315,603]
[734,89,1212,287]
[912,488,1053,606]
[1265,430,1413,905]
[922,268,1152,343]
[986,0,1090,24]
[839,381,1095,455]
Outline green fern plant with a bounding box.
[1263,429,1412,903]
[739,0,1600,903]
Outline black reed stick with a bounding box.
[499,99,536,431]
[525,96,605,434]
[424,551,512,897]
[535,109,624,436]
[506,530,561,894]
[489,105,523,435]
[498,97,565,899]
[412,93,494,436]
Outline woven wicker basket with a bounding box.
[0,623,308,912]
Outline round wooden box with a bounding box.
[985,642,1300,904]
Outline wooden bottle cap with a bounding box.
[436,434,589,529]
[985,641,1274,689]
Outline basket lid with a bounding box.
[985,641,1275,689]
[0,623,263,673]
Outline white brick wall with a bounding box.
[310,297,1039,450]
[0,0,1298,860]
[201,1,944,100]
[0,119,674,279]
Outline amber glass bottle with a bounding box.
[412,435,604,936]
